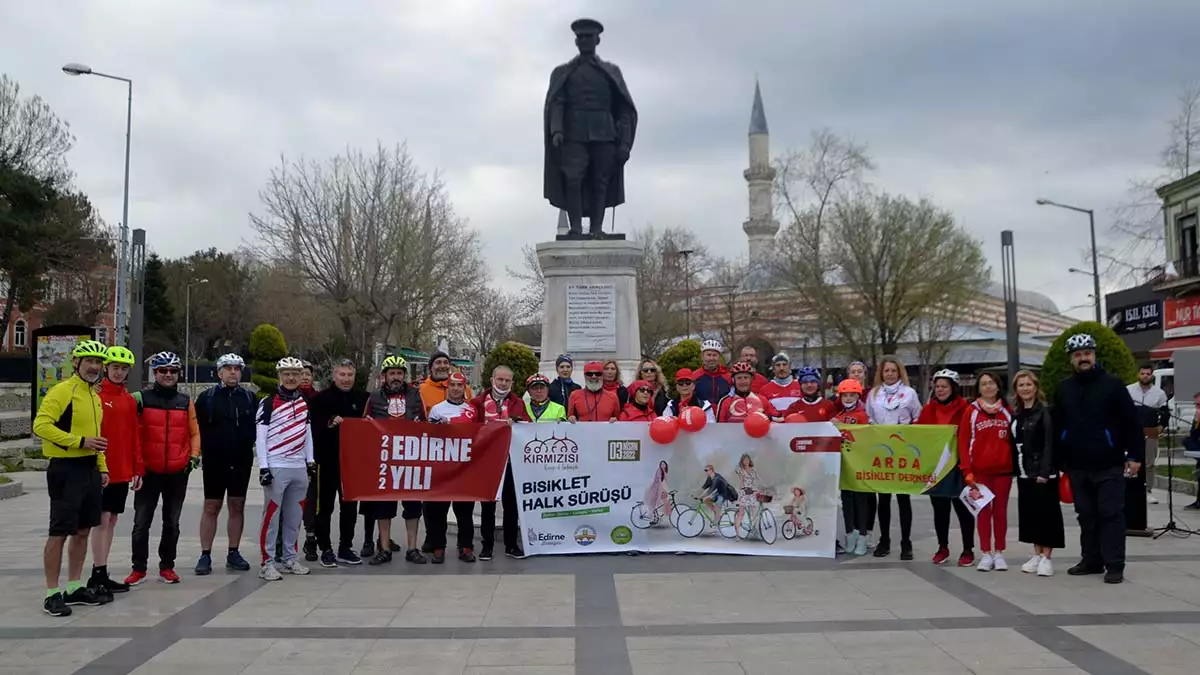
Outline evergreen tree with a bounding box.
[143,254,177,353]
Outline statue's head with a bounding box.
[571,18,603,55]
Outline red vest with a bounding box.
[138,387,192,474]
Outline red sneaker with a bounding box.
[159,569,181,584]
[957,551,975,567]
[124,570,147,586]
[931,547,950,565]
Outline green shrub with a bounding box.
[658,339,702,389]
[249,323,289,398]
[1041,321,1137,402]
[482,342,539,396]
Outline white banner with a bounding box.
[508,422,842,557]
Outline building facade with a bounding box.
[0,268,118,352]
[1152,170,1200,362]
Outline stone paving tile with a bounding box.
[137,638,277,667]
[0,637,127,673]
[923,627,1077,670]
[1065,624,1200,673]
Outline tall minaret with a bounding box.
[743,80,779,264]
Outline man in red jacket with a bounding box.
[88,347,143,598]
[567,361,620,422]
[471,366,530,560]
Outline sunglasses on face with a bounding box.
[156,368,179,375]
[585,372,602,377]
[636,387,652,394]
[641,367,657,373]
[677,380,694,386]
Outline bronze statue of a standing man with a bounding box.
[543,18,638,238]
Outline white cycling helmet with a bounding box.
[216,353,245,369]
[932,368,959,382]
[700,339,723,354]
[1065,333,1097,353]
[276,356,305,372]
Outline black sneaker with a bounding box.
[387,539,402,552]
[405,548,428,564]
[899,541,914,561]
[1104,570,1124,584]
[367,549,392,566]
[1067,562,1104,576]
[336,547,363,565]
[43,592,71,617]
[505,546,526,559]
[459,547,476,563]
[421,541,436,554]
[360,540,376,559]
[100,575,130,593]
[303,537,318,562]
[1185,501,1200,511]
[90,584,114,605]
[194,553,213,576]
[64,586,103,606]
[479,545,494,561]
[226,550,251,571]
[431,548,446,564]
[873,542,891,558]
[319,550,338,569]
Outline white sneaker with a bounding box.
[977,552,995,571]
[259,564,282,582]
[1037,557,1054,577]
[281,561,310,575]
[992,553,1008,571]
[1148,493,1160,505]
[1021,554,1042,574]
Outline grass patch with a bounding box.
[1156,464,1198,481]
[0,475,10,484]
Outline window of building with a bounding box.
[13,319,27,348]
[95,326,108,344]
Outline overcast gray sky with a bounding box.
[4,0,1197,319]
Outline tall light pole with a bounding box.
[185,279,209,384]
[63,62,133,345]
[1036,198,1101,322]
[677,249,695,338]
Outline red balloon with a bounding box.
[784,413,808,424]
[744,411,771,438]
[649,416,680,444]
[679,406,708,432]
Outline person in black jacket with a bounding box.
[1012,370,1064,578]
[307,359,369,568]
[549,354,581,408]
[1051,334,1143,584]
[194,354,258,575]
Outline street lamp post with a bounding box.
[1036,198,1101,322]
[677,249,695,339]
[63,62,133,345]
[185,279,209,385]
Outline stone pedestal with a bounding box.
[537,239,643,384]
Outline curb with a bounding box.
[0,478,24,500]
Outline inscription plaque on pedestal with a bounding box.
[566,283,617,352]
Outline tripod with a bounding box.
[1151,410,1200,539]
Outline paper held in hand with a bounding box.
[959,484,995,518]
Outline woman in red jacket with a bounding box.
[958,372,1016,572]
[619,381,658,421]
[916,369,975,567]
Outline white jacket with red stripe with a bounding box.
[255,393,314,469]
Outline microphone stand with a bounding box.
[1151,410,1200,539]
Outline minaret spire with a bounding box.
[743,79,779,264]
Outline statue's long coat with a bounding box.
[542,56,638,212]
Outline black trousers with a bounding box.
[1069,466,1127,572]
[131,470,190,572]
[313,460,357,551]
[931,495,975,551]
[303,476,317,535]
[841,490,876,534]
[424,501,475,551]
[876,493,912,546]
[480,463,519,550]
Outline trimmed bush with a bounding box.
[658,339,702,388]
[482,342,539,396]
[1041,321,1138,402]
[249,323,289,398]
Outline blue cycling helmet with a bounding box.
[798,366,821,383]
[148,351,182,371]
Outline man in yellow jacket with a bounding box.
[33,339,112,617]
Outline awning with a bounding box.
[1150,336,1200,360]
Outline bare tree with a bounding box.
[0,74,74,185]
[774,128,873,371]
[250,143,483,359]
[455,286,520,359]
[911,309,964,400]
[704,258,750,356]
[1107,82,1200,281]
[506,244,545,324]
[632,225,710,357]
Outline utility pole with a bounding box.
[678,249,695,339]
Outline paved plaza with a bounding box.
[1,470,1199,674]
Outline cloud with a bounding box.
[3,0,1197,321]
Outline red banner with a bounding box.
[1164,297,1200,339]
[339,419,511,501]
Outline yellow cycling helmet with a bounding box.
[380,355,407,373]
[72,339,109,360]
[104,346,136,365]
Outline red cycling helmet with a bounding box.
[730,361,755,376]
